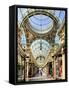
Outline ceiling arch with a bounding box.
[30,39,51,59]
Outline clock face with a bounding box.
[30,39,51,67]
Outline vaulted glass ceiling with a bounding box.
[54,10,65,22]
[18,8,65,34]
[29,15,53,34]
[21,33,26,46]
[30,39,51,60]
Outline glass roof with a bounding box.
[54,10,65,22]
[28,11,65,34]
[30,39,51,59]
[18,8,28,26]
[55,34,61,45]
[18,8,65,34]
[29,15,53,34]
[21,33,26,46]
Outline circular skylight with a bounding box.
[29,14,53,34]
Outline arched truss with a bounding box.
[30,39,51,60]
[18,8,65,35]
